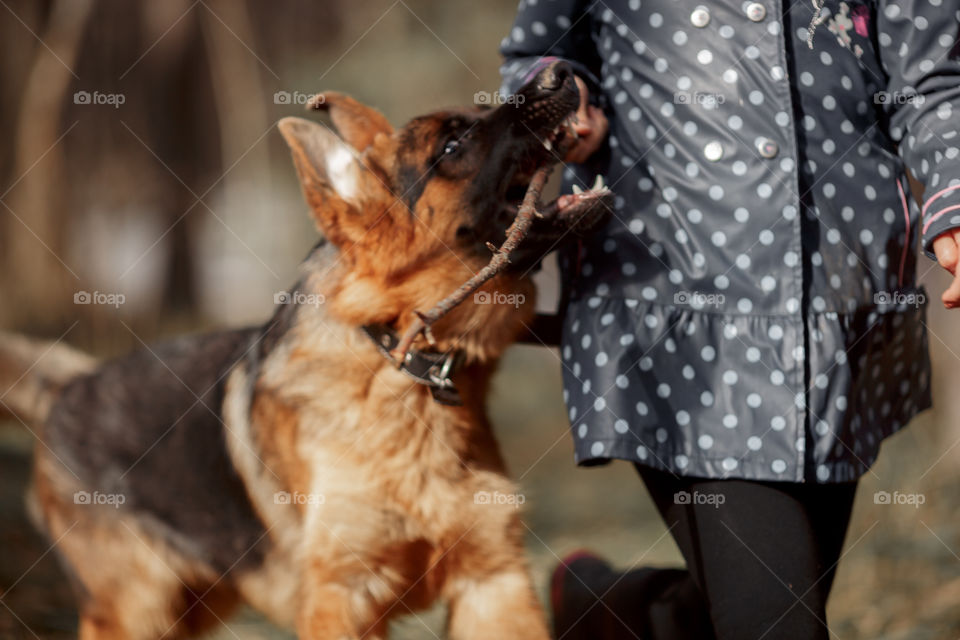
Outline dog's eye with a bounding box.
[443,140,461,155]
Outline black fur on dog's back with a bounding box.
[44,329,269,573]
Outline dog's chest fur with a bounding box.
[221,306,519,623]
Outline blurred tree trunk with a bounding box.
[139,0,206,315]
[201,0,271,184]
[2,0,92,330]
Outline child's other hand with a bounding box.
[933,227,960,308]
[565,76,609,164]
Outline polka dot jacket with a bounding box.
[500,0,960,482]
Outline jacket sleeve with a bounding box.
[498,0,602,97]
[877,0,960,259]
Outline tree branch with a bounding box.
[390,164,554,363]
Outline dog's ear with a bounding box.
[308,92,394,152]
[278,116,386,245]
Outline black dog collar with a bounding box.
[361,324,465,406]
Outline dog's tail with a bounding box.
[0,331,97,426]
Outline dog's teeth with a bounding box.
[593,175,604,191]
[543,138,552,151]
[572,184,583,194]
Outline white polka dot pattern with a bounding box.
[500,0,951,482]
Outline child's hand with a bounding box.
[565,76,609,163]
[932,227,960,308]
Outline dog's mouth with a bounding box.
[460,60,612,259]
[499,112,611,223]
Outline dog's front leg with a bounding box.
[296,578,388,640]
[446,569,551,640]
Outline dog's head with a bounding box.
[279,61,608,359]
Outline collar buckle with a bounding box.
[362,324,464,406]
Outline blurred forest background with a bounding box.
[1,0,959,638]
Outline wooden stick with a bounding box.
[390,164,554,363]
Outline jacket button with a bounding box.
[757,138,779,158]
[690,6,711,27]
[746,2,767,21]
[704,141,724,161]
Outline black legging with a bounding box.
[570,465,858,639]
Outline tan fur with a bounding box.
[231,301,545,638]
[28,97,550,639]
[311,91,394,152]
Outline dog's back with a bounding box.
[3,327,271,638]
[41,328,269,572]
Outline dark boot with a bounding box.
[550,551,715,640]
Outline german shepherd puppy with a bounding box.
[0,61,610,639]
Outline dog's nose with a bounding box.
[538,61,572,92]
